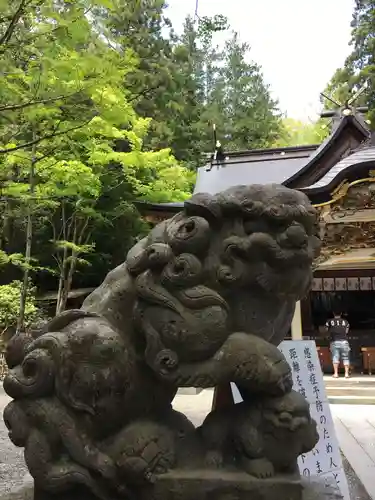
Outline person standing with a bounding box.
[325,311,351,378]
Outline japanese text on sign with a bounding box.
[279,341,349,500]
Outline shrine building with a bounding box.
[136,106,375,375]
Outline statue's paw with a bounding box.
[205,450,224,469]
[143,443,174,476]
[122,456,157,483]
[243,458,275,479]
[152,455,172,475]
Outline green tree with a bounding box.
[101,0,200,166]
[322,68,354,109]
[173,14,229,166]
[0,0,194,320]
[177,18,283,155]
[273,118,329,147]
[0,280,41,340]
[202,32,282,151]
[323,0,374,125]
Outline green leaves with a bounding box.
[185,25,283,153]
[273,118,329,148]
[53,239,94,256]
[0,280,40,331]
[0,0,197,318]
[324,1,375,128]
[1,0,193,206]
[0,0,290,320]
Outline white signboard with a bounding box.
[231,341,349,500]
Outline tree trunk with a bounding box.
[59,249,77,313]
[55,203,68,316]
[58,215,90,313]
[17,131,37,333]
[58,217,78,313]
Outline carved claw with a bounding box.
[119,456,158,485]
[153,456,172,474]
[242,458,275,479]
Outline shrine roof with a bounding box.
[135,114,372,216]
[285,114,370,188]
[304,146,375,193]
[193,144,317,195]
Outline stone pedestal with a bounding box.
[140,470,303,500]
[6,474,344,500]
[30,473,343,500]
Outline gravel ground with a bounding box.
[0,389,32,497]
[0,386,372,500]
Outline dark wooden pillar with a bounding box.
[301,295,313,337]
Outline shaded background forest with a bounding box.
[0,0,373,332]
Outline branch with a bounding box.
[84,229,93,245]
[128,83,164,103]
[77,216,90,245]
[0,92,82,112]
[0,4,94,55]
[0,0,33,47]
[0,119,92,154]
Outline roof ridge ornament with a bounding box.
[320,82,370,133]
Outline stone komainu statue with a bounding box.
[3,184,321,500]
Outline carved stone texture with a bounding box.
[3,184,321,500]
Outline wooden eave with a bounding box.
[285,115,370,189]
[303,147,375,206]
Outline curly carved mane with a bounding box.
[112,184,321,374]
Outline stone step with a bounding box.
[327,391,375,401]
[326,385,375,392]
[324,376,375,404]
[327,394,375,405]
[324,376,375,385]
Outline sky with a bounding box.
[165,0,355,120]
